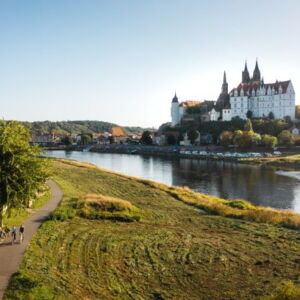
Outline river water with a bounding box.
[44,150,300,212]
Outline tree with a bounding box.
[261,134,278,149]
[187,129,199,144]
[246,110,253,119]
[219,131,233,147]
[244,119,253,131]
[140,131,153,145]
[166,134,176,145]
[268,112,275,120]
[81,134,92,145]
[233,130,261,149]
[109,136,115,144]
[278,130,294,146]
[0,121,48,226]
[62,135,73,146]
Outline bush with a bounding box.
[261,134,278,148]
[219,131,233,147]
[261,281,300,300]
[278,130,294,146]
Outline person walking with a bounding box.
[11,226,17,245]
[19,224,25,244]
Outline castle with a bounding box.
[171,61,296,126]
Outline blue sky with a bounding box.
[0,0,299,128]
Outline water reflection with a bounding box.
[44,151,300,212]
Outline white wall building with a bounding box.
[223,61,295,121]
[171,60,296,126]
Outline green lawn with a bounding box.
[4,159,300,299]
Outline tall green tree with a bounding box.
[0,121,49,226]
[140,131,153,145]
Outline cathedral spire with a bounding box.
[222,71,228,94]
[242,60,250,83]
[252,59,261,81]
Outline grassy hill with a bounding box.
[21,120,150,136]
[4,160,300,299]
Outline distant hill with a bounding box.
[21,120,151,136]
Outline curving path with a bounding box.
[0,180,63,299]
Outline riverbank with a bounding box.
[4,159,300,299]
[45,144,300,170]
[239,154,300,169]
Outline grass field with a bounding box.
[4,159,300,299]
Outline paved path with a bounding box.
[0,180,63,299]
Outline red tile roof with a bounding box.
[230,80,290,96]
[110,126,125,136]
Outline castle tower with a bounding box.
[242,61,250,83]
[222,71,228,94]
[252,60,261,82]
[171,92,180,127]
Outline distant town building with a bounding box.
[171,60,296,126]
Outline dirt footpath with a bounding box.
[0,180,63,299]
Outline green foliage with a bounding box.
[233,130,261,149]
[244,119,253,131]
[0,121,49,226]
[186,106,201,114]
[261,134,278,148]
[219,130,233,146]
[4,272,54,300]
[246,110,253,119]
[252,119,289,136]
[166,134,176,145]
[80,134,92,145]
[261,281,300,300]
[278,130,294,146]
[187,129,199,144]
[268,111,275,120]
[140,131,153,145]
[179,119,245,142]
[61,135,72,146]
[5,159,300,300]
[22,120,149,136]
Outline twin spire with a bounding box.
[242,59,261,83]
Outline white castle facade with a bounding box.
[171,61,296,126]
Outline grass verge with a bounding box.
[4,159,300,300]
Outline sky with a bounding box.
[0,0,300,128]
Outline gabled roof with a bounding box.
[230,80,291,97]
[110,126,125,136]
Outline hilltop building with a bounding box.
[171,61,296,126]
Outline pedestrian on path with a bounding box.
[11,226,17,245]
[19,224,25,244]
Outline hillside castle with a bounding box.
[171,61,295,126]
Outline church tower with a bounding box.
[252,60,261,82]
[242,61,250,83]
[222,71,228,94]
[171,92,180,127]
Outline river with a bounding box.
[44,150,300,212]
